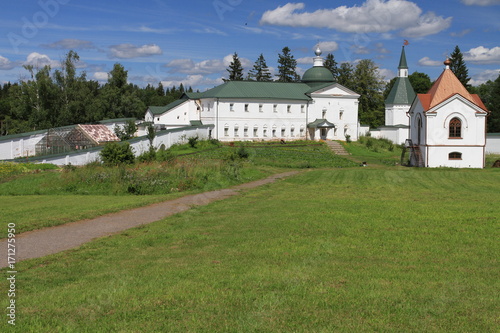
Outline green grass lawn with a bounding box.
[1,167,498,332]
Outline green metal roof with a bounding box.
[148,98,188,115]
[190,120,203,126]
[399,46,408,69]
[197,81,313,101]
[302,66,334,83]
[307,119,336,128]
[385,77,416,105]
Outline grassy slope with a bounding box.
[1,167,498,332]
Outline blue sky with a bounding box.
[1,0,499,91]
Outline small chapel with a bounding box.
[407,58,489,168]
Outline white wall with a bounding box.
[19,125,213,166]
[0,132,46,160]
[426,146,485,168]
[486,135,500,154]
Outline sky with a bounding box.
[1,0,499,91]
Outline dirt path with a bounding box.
[0,171,299,268]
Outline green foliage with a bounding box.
[324,53,339,81]
[188,136,198,148]
[100,142,135,166]
[276,46,300,82]
[353,59,385,128]
[248,53,273,82]
[449,45,471,91]
[225,52,244,81]
[114,120,137,140]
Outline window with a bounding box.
[301,105,305,113]
[230,103,234,112]
[224,127,229,137]
[449,118,462,138]
[253,127,258,137]
[245,104,249,112]
[449,152,462,160]
[339,109,344,120]
[272,129,277,137]
[281,128,286,137]
[273,104,277,113]
[244,126,248,137]
[287,105,291,113]
[291,126,295,136]
[259,104,263,113]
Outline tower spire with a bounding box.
[398,46,408,77]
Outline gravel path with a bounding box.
[0,171,299,268]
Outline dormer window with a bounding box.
[449,118,462,138]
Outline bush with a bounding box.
[100,142,135,166]
[237,146,249,159]
[188,136,199,148]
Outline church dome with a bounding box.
[301,66,334,83]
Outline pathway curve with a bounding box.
[0,171,299,268]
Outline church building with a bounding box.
[145,48,361,142]
[407,59,489,168]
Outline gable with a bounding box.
[310,83,360,97]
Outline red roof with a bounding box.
[77,124,120,144]
[417,67,488,112]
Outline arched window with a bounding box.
[449,118,462,138]
[449,152,462,160]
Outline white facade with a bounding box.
[408,68,489,168]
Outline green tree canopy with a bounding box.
[324,53,339,81]
[276,47,300,82]
[225,52,244,81]
[353,59,385,128]
[449,45,471,91]
[248,54,272,82]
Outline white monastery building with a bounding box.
[407,58,489,168]
[145,48,361,142]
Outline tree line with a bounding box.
[0,46,499,136]
[0,51,193,135]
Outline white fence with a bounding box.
[7,125,213,166]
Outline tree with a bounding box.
[337,62,355,91]
[225,52,244,81]
[100,142,135,166]
[353,59,385,128]
[324,53,339,81]
[449,45,471,91]
[248,54,272,82]
[409,72,432,94]
[486,73,500,133]
[276,47,300,82]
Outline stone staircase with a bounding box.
[325,140,350,155]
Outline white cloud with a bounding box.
[418,56,443,66]
[109,44,163,59]
[161,75,223,90]
[24,53,60,68]
[192,27,228,36]
[378,68,395,81]
[461,0,500,6]
[450,29,472,37]
[318,41,339,53]
[469,69,500,86]
[463,46,500,64]
[165,54,252,76]
[259,1,451,38]
[0,55,16,70]
[41,39,96,50]
[93,72,109,82]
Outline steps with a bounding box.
[325,140,349,155]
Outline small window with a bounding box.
[287,105,291,113]
[244,127,248,137]
[290,127,295,136]
[259,104,263,113]
[253,127,258,137]
[301,105,305,113]
[449,152,462,160]
[449,118,462,138]
[272,129,277,137]
[224,127,229,137]
[245,104,249,112]
[281,128,286,137]
[234,126,239,137]
[230,103,234,112]
[273,104,277,113]
[339,110,344,120]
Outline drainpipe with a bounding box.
[305,100,310,141]
[216,98,219,140]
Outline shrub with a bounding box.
[188,136,199,148]
[237,146,249,159]
[100,142,135,166]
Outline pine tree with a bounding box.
[353,59,385,128]
[249,54,272,82]
[337,62,355,91]
[276,47,300,82]
[324,53,339,81]
[225,52,244,81]
[449,45,471,91]
[487,73,500,133]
